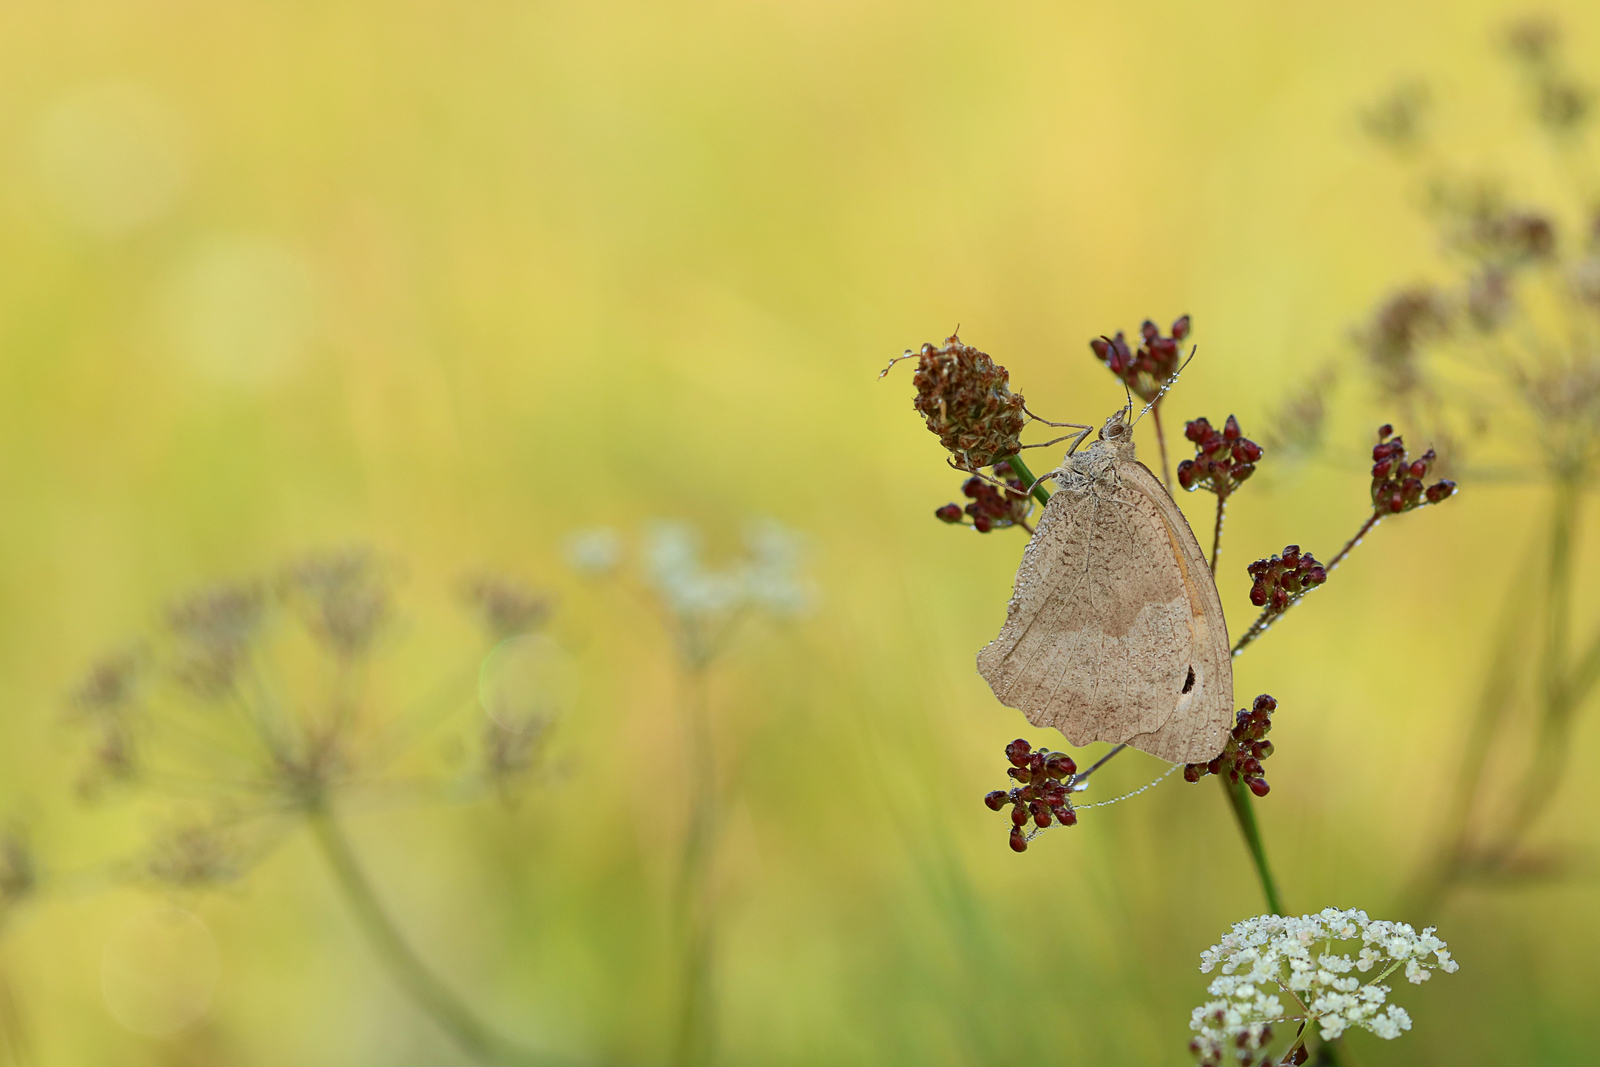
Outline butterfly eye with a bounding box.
[1181,666,1196,694]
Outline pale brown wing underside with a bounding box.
[975,460,1232,763]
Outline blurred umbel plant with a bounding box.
[566,521,808,1067]
[1354,16,1600,908]
[68,547,572,1066]
[885,323,1455,1064]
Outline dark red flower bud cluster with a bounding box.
[934,462,1033,533]
[1089,315,1191,403]
[984,738,1077,852]
[1371,425,1456,513]
[1183,695,1278,798]
[1247,546,1327,614]
[1176,415,1263,496]
[890,334,1028,471]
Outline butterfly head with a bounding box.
[1100,408,1134,444]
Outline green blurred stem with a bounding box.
[998,454,1051,507]
[672,663,719,1067]
[1484,471,1584,860]
[307,806,529,1067]
[1219,775,1284,917]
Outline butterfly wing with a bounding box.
[976,459,1232,763]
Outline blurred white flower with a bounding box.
[564,527,623,576]
[164,235,316,387]
[35,82,188,236]
[739,518,812,618]
[1188,908,1458,1065]
[568,519,811,664]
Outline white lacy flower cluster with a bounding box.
[1189,908,1459,1065]
[639,519,810,621]
[566,520,811,662]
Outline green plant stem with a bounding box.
[672,663,718,1067]
[307,806,530,1067]
[1219,775,1284,916]
[998,454,1051,506]
[1483,472,1583,859]
[1210,494,1227,574]
[1152,404,1173,491]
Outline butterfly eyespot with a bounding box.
[1181,666,1196,694]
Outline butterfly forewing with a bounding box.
[976,436,1232,764]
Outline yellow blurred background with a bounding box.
[0,1,1597,1064]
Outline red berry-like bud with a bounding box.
[1045,754,1076,778]
[1426,480,1457,504]
[1247,777,1270,798]
[1253,694,1276,713]
[1378,423,1393,440]
[1057,806,1077,826]
[1223,414,1241,440]
[1172,314,1192,341]
[973,515,994,532]
[1237,439,1262,462]
[1009,826,1028,852]
[1010,805,1028,827]
[1177,460,1197,490]
[984,790,1008,811]
[1089,338,1110,360]
[1006,739,1031,765]
[1141,319,1159,342]
[935,503,963,523]
[1183,764,1202,783]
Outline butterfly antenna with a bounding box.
[1131,345,1198,427]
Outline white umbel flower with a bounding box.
[1188,908,1458,1065]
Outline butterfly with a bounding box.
[976,407,1233,763]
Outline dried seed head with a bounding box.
[1538,79,1591,130]
[1467,209,1557,264]
[1466,267,1512,331]
[1177,415,1263,497]
[146,821,242,887]
[484,713,553,795]
[1505,17,1560,66]
[281,548,392,659]
[0,827,36,914]
[72,650,143,714]
[886,334,1027,471]
[1090,315,1190,404]
[1360,288,1450,397]
[167,581,266,697]
[1362,83,1431,151]
[463,575,552,641]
